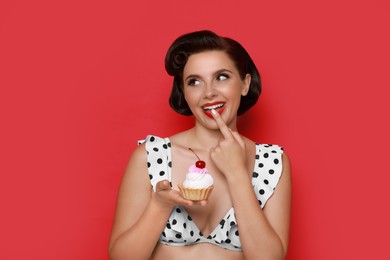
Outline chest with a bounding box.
[170,146,255,236]
[144,135,283,249]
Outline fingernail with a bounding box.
[211,109,217,115]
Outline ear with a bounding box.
[241,73,251,96]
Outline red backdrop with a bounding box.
[1,0,389,259]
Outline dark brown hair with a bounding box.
[165,30,261,116]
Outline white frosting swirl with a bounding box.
[182,170,213,189]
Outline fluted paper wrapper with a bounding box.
[178,185,213,201]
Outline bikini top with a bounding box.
[141,135,283,251]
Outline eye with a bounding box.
[187,78,201,86]
[217,73,229,81]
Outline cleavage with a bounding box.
[183,195,233,237]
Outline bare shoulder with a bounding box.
[119,143,150,197]
[124,143,148,174]
[240,135,257,156]
[241,135,256,146]
[168,130,192,146]
[277,150,292,199]
[281,150,291,179]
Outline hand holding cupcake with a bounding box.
[178,149,214,201]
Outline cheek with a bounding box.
[224,86,242,100]
[183,89,199,107]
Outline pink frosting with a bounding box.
[189,164,208,174]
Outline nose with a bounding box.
[204,82,217,99]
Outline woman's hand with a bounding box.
[209,109,247,179]
[152,180,208,209]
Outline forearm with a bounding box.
[226,173,285,260]
[109,199,173,260]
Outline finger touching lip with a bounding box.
[203,104,225,118]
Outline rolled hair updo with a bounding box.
[165,30,261,116]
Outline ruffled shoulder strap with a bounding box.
[252,143,284,208]
[138,135,172,191]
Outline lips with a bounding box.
[202,102,225,118]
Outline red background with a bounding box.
[1,0,389,259]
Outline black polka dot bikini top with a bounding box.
[141,135,283,251]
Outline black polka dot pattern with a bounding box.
[162,206,241,251]
[252,143,283,209]
[141,136,284,252]
[140,135,172,192]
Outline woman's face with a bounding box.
[182,50,251,129]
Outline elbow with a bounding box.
[246,252,285,260]
[108,250,122,260]
[271,235,289,259]
[275,242,288,260]
[274,239,288,260]
[245,240,287,260]
[108,245,115,260]
[108,240,119,260]
[280,237,289,259]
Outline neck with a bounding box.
[189,121,238,150]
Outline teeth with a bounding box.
[203,103,224,110]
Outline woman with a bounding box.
[109,30,291,260]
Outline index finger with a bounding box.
[211,109,233,139]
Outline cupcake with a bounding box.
[178,149,214,201]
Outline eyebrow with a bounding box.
[184,69,233,82]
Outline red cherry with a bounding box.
[196,160,206,169]
[189,148,206,169]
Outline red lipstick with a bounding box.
[202,102,225,118]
